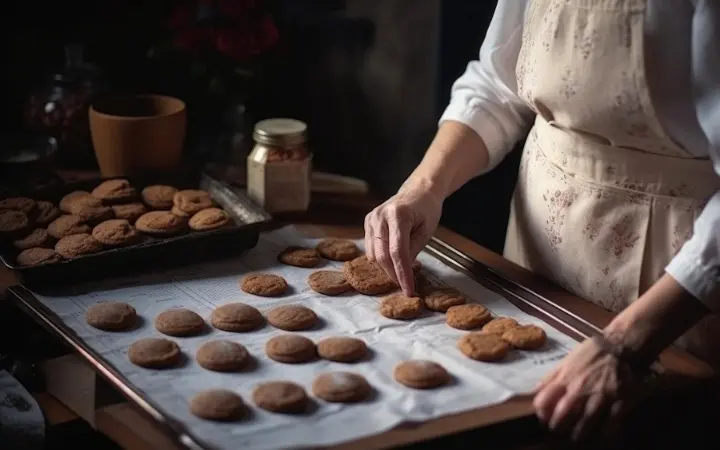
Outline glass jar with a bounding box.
[247,118,312,213]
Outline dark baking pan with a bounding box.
[0,171,274,287]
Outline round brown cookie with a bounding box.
[59,191,92,213]
[343,255,397,295]
[457,332,510,362]
[307,270,352,295]
[422,287,468,312]
[446,304,492,330]
[315,238,360,261]
[111,203,147,223]
[92,219,140,247]
[394,360,450,389]
[265,334,316,363]
[0,210,29,237]
[13,228,51,250]
[196,340,250,372]
[316,337,368,363]
[502,325,547,350]
[312,372,371,403]
[35,201,60,225]
[278,246,321,268]
[155,308,205,336]
[128,338,181,369]
[16,247,62,266]
[190,389,246,421]
[68,197,114,224]
[253,381,308,414]
[85,302,137,331]
[482,317,520,335]
[141,185,178,210]
[91,179,137,203]
[189,208,231,231]
[379,294,423,320]
[267,305,318,331]
[47,215,91,239]
[173,189,213,216]
[0,197,36,215]
[55,233,103,259]
[210,303,264,332]
[240,274,288,297]
[135,211,187,236]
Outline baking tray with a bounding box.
[0,171,274,287]
[4,234,649,450]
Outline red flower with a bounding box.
[215,16,278,61]
[169,2,195,30]
[217,0,256,18]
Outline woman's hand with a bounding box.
[364,180,443,295]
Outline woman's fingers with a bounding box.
[534,379,566,423]
[572,392,608,441]
[549,387,587,433]
[387,214,413,295]
[373,221,399,286]
[364,212,375,262]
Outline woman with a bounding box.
[364,0,720,440]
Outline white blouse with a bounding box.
[439,0,720,308]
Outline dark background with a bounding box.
[0,0,519,254]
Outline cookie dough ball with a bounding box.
[240,274,288,297]
[422,287,467,312]
[189,389,246,421]
[172,189,213,216]
[317,337,368,363]
[252,381,308,414]
[189,207,231,231]
[458,332,510,362]
[196,340,250,372]
[16,248,63,266]
[59,191,92,213]
[379,294,423,320]
[135,211,187,236]
[307,270,352,295]
[155,308,205,337]
[312,372,371,403]
[55,233,103,259]
[13,228,51,250]
[35,201,60,226]
[502,325,547,350]
[92,219,140,247]
[128,338,181,369]
[47,215,91,240]
[446,304,492,330]
[91,179,137,204]
[343,256,397,295]
[210,303,264,332]
[278,246,321,268]
[0,210,29,238]
[141,185,178,210]
[111,203,147,223]
[85,302,137,331]
[316,238,360,261]
[482,317,519,335]
[265,334,316,363]
[267,305,318,331]
[0,197,36,215]
[394,360,450,389]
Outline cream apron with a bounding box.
[503,0,720,367]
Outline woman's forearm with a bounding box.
[603,273,709,364]
[401,120,491,199]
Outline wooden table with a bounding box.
[0,195,713,450]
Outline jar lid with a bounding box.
[253,118,307,147]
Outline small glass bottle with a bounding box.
[247,118,311,213]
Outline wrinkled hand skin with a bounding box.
[532,338,640,441]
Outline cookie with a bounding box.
[59,191,92,213]
[0,197,36,215]
[502,325,547,350]
[210,303,264,332]
[189,208,231,231]
[316,238,360,261]
[482,317,520,335]
[135,211,187,236]
[128,338,181,369]
[141,185,178,210]
[190,389,246,421]
[0,210,29,238]
[55,233,103,259]
[155,308,205,336]
[68,197,114,224]
[423,287,467,312]
[85,302,137,331]
[13,228,51,250]
[457,332,510,362]
[394,360,450,389]
[267,305,318,331]
[16,247,63,266]
[278,246,321,268]
[312,372,371,403]
[35,201,60,225]
[91,179,137,203]
[47,215,91,239]
[253,381,308,414]
[265,334,316,363]
[196,340,250,372]
[379,294,423,320]
[307,270,352,295]
[343,255,397,295]
[240,274,288,297]
[111,203,147,223]
[317,337,368,363]
[92,219,140,247]
[446,304,492,330]
[172,189,213,216]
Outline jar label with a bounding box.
[247,159,311,213]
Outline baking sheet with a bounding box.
[28,226,577,450]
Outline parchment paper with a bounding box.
[30,226,577,450]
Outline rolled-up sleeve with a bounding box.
[665,1,720,308]
[439,0,534,173]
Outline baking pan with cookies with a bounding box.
[0,170,272,286]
